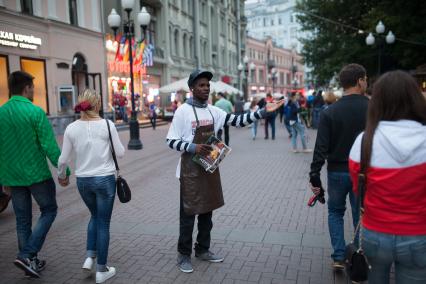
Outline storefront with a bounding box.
[0,10,106,134]
[105,34,160,122]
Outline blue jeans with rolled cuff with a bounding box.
[77,175,116,272]
[327,171,359,261]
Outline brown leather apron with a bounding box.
[180,105,224,215]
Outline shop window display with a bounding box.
[20,58,48,113]
[0,55,9,106]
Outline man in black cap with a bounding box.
[166,69,283,273]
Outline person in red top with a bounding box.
[348,70,426,284]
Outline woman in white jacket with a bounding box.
[58,89,124,284]
[349,71,426,284]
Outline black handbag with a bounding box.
[106,119,131,203]
[344,136,371,282]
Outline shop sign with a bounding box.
[0,30,42,50]
[108,61,146,74]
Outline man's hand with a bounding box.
[58,176,69,187]
[309,175,322,195]
[265,99,285,112]
[195,144,213,156]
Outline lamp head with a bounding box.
[138,7,151,27]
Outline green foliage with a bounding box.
[296,0,426,85]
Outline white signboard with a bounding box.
[0,30,42,50]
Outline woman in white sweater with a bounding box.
[58,89,124,284]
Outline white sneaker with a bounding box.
[96,266,116,283]
[82,257,94,272]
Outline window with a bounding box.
[189,36,194,58]
[181,0,186,12]
[286,73,291,85]
[21,0,33,15]
[280,72,284,85]
[259,69,264,83]
[183,34,188,58]
[279,18,282,25]
[0,55,9,106]
[69,0,78,26]
[251,68,255,83]
[20,58,48,113]
[174,30,180,56]
[141,5,157,46]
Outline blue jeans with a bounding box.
[264,114,276,139]
[291,121,307,150]
[10,178,57,259]
[284,119,292,136]
[77,175,116,272]
[251,120,258,139]
[327,171,359,261]
[312,107,322,129]
[363,228,426,284]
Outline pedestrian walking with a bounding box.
[349,71,426,284]
[288,92,311,153]
[149,102,157,130]
[233,95,245,115]
[166,69,283,273]
[214,92,233,145]
[58,89,125,284]
[264,93,276,140]
[311,90,324,129]
[250,99,259,140]
[0,71,69,278]
[283,96,293,139]
[309,63,369,270]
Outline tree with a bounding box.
[296,0,426,86]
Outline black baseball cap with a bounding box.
[187,69,213,88]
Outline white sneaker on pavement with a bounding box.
[96,266,116,283]
[82,257,94,272]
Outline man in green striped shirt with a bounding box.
[0,71,69,278]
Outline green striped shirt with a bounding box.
[0,95,64,186]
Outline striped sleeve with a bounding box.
[166,138,194,153]
[224,109,265,128]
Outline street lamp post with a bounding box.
[366,21,395,76]
[270,67,278,94]
[108,0,151,150]
[238,56,254,101]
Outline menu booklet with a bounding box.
[192,135,232,173]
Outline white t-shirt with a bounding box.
[58,119,125,178]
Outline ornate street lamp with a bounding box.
[108,0,151,150]
[366,21,395,75]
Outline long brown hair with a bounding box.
[361,70,426,170]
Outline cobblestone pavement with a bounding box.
[0,121,360,284]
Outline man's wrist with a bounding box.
[188,143,196,154]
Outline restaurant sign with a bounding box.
[0,30,42,50]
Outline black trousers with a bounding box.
[217,125,230,146]
[178,194,213,256]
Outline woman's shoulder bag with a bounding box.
[106,119,131,203]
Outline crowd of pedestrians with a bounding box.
[0,64,425,284]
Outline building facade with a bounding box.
[245,0,303,52]
[245,36,304,96]
[102,0,246,113]
[0,0,107,134]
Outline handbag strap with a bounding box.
[352,134,368,245]
[105,119,120,173]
